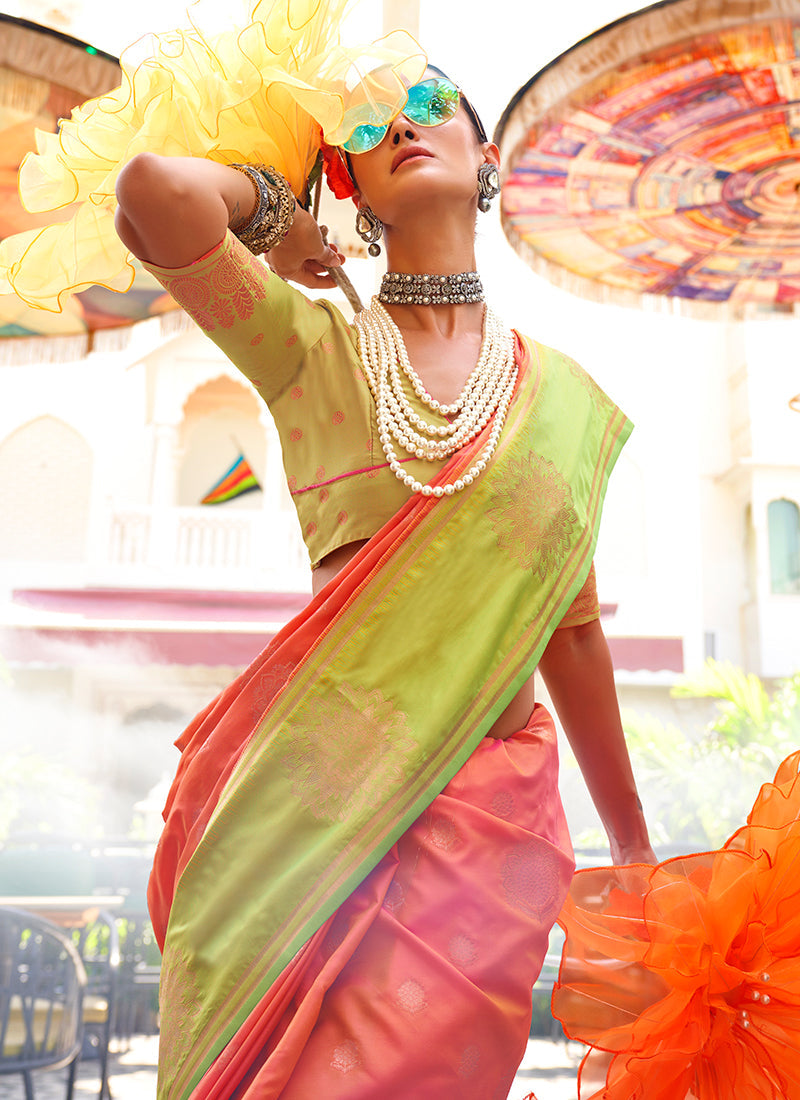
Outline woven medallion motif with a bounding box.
[280,684,418,822]
[487,451,579,579]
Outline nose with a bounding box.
[388,116,418,145]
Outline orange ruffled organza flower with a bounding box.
[553,751,800,1100]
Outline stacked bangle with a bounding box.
[229,164,295,255]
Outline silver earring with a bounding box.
[477,163,501,212]
[355,206,383,257]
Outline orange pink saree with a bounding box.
[148,335,632,1099]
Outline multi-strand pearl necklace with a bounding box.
[354,298,518,497]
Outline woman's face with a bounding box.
[348,78,499,224]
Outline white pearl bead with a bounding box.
[444,485,455,496]
[421,485,433,496]
[354,300,516,500]
[433,486,444,498]
[454,479,464,491]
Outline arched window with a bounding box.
[178,376,265,509]
[0,417,92,561]
[767,498,800,594]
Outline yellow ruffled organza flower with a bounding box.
[553,752,800,1100]
[0,0,426,313]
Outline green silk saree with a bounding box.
[148,334,631,1099]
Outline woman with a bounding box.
[111,63,655,1098]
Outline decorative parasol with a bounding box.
[0,15,178,350]
[494,0,800,319]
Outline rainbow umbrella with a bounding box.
[0,15,177,354]
[495,0,800,318]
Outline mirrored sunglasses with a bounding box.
[342,77,461,155]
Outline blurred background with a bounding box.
[0,0,798,926]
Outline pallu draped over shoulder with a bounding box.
[148,324,632,1099]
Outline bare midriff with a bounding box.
[312,539,535,740]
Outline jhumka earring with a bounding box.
[355,206,384,257]
[477,163,501,212]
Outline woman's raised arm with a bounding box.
[115,153,344,284]
[115,153,254,267]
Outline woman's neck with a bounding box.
[380,215,482,336]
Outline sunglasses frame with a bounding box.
[341,76,463,156]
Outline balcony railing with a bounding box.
[102,506,309,589]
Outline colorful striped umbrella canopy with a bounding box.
[0,15,177,348]
[495,0,800,318]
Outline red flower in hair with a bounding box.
[320,138,357,201]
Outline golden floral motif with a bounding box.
[395,978,428,1015]
[280,684,419,822]
[566,356,613,411]
[501,839,563,922]
[249,661,295,722]
[491,790,516,819]
[487,451,579,578]
[427,814,461,852]
[331,1039,361,1074]
[382,880,406,914]
[157,943,202,1092]
[448,933,478,968]
[458,1043,481,1080]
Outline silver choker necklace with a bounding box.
[379,271,484,306]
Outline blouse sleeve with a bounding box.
[557,561,600,629]
[141,230,335,403]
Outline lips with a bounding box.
[391,145,433,173]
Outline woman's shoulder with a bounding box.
[517,333,619,409]
[143,229,359,402]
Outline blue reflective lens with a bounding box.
[342,78,461,154]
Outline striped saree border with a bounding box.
[160,337,632,1100]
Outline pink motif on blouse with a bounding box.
[163,249,269,332]
[337,511,348,525]
[290,385,303,399]
[290,428,303,442]
[250,333,264,345]
[286,334,298,347]
[319,488,330,503]
[332,411,345,425]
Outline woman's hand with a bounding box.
[609,840,658,866]
[267,206,345,289]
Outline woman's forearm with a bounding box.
[539,619,655,863]
[114,153,344,287]
[115,153,255,266]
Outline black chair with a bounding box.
[71,910,119,1100]
[114,913,160,1046]
[0,906,86,1100]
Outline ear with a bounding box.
[482,142,501,170]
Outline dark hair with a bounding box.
[426,65,488,144]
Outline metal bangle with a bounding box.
[229,164,295,255]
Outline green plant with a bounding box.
[620,661,800,851]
